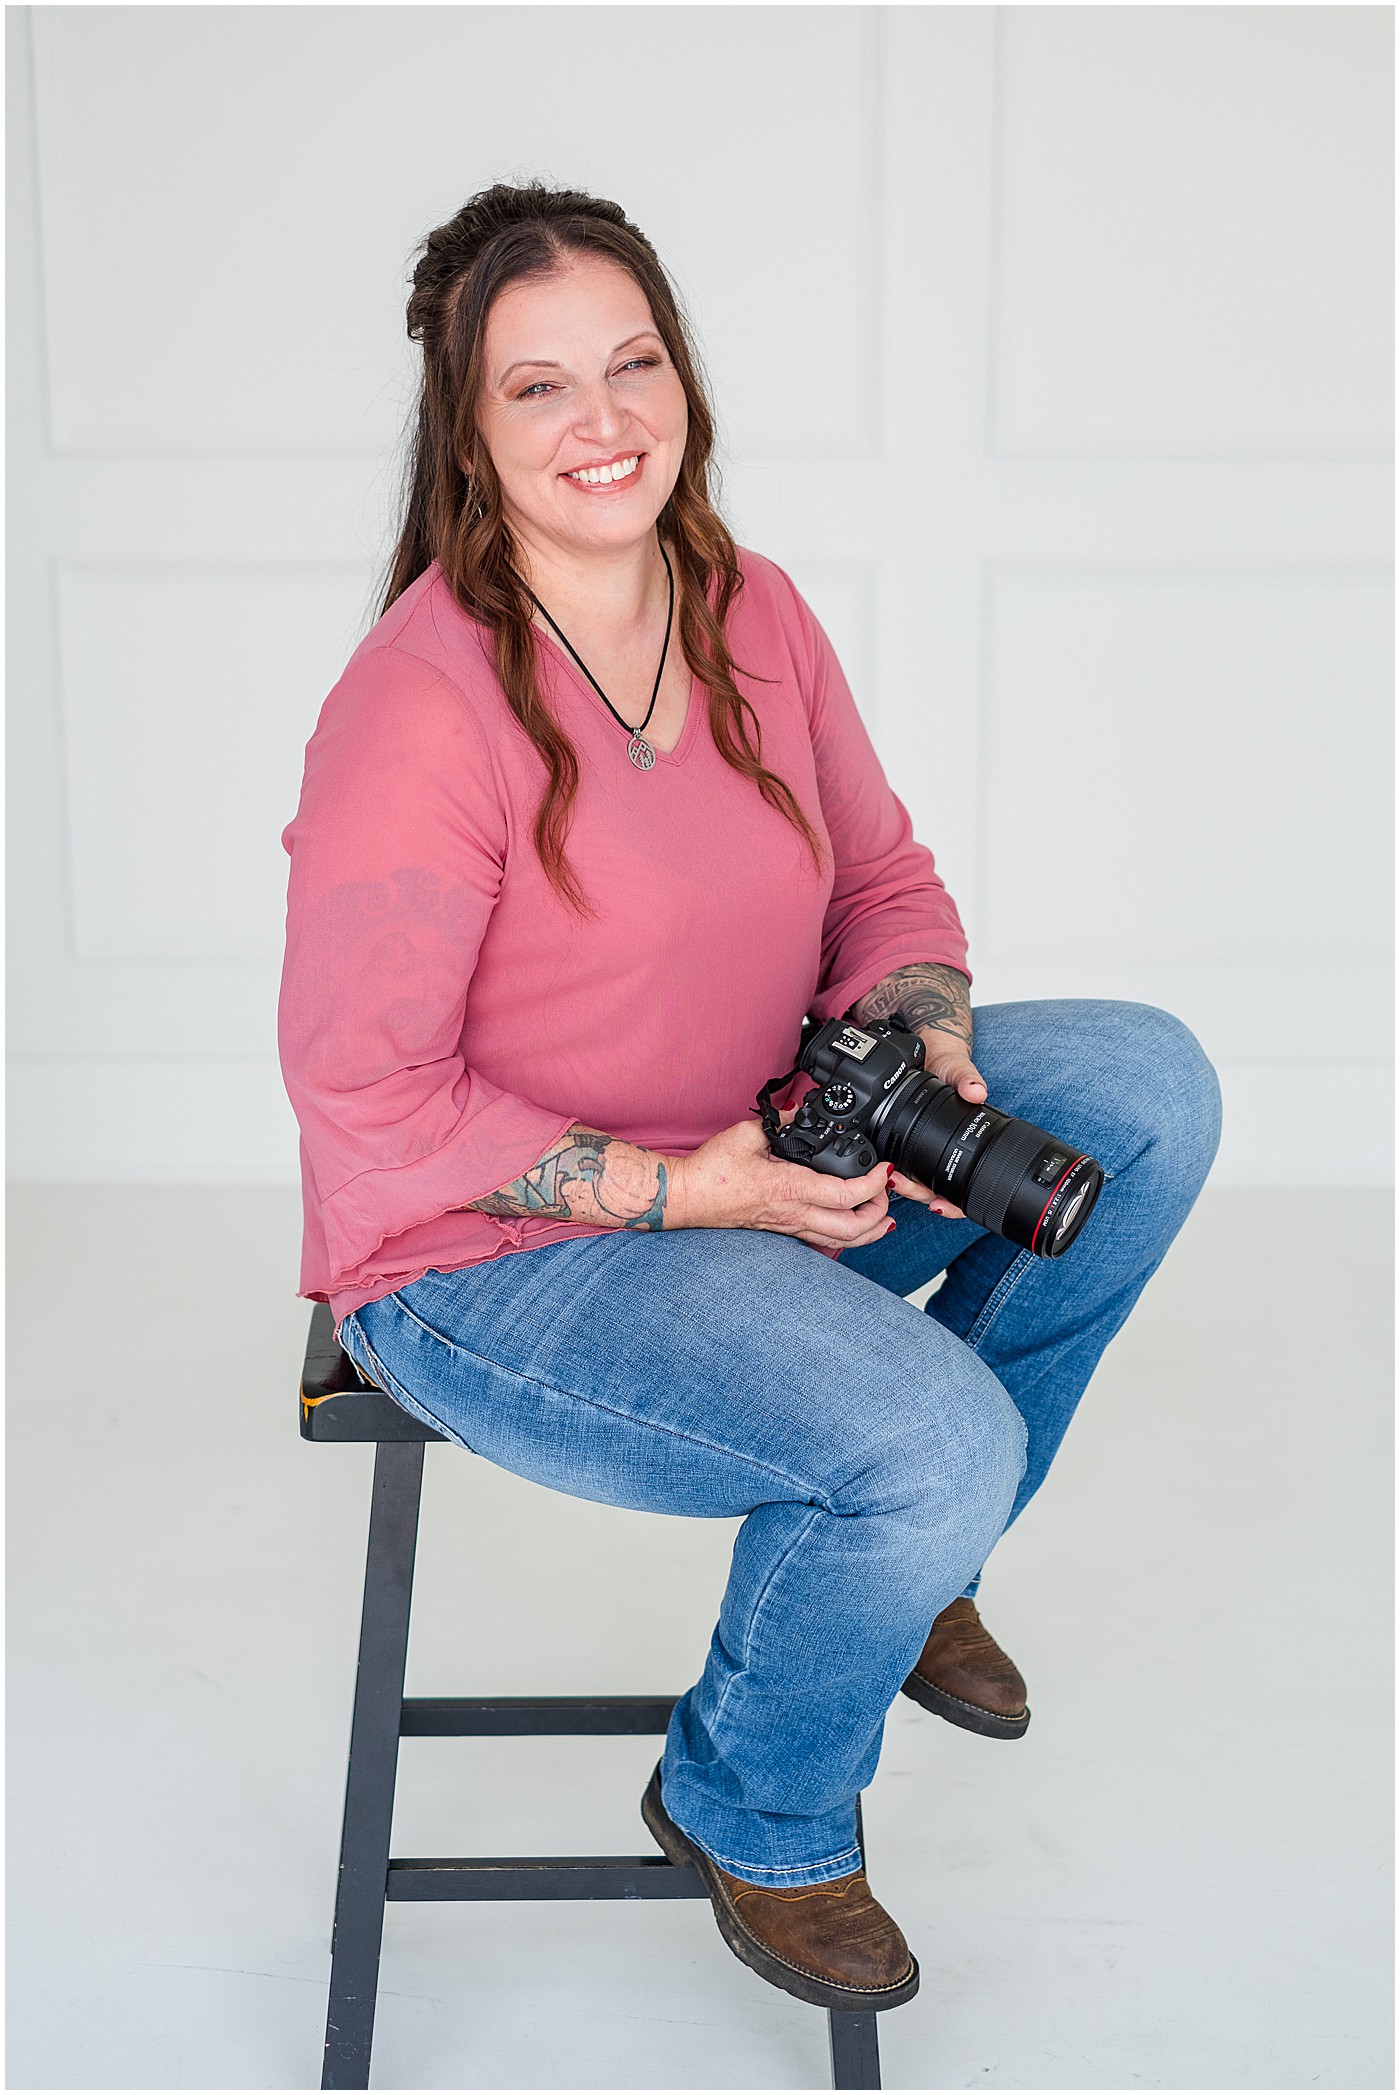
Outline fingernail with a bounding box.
[885,1165,895,1184]
[886,1220,897,1233]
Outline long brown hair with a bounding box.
[379,181,825,915]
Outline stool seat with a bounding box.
[300,1303,442,1442]
[302,1299,883,2090]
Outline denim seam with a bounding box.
[340,1315,473,1449]
[376,1288,823,1500]
[963,1248,1034,1352]
[707,1505,825,1744]
[737,1505,824,1671]
[701,1841,863,1883]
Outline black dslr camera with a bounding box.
[757,1017,1103,1259]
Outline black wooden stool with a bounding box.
[302,1301,884,2090]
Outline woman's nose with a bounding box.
[572,379,629,438]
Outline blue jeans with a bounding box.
[338,1000,1221,1888]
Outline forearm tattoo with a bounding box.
[853,963,974,1050]
[469,1125,668,1231]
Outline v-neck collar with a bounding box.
[535,625,702,768]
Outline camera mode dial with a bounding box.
[821,1082,857,1114]
[776,1104,878,1179]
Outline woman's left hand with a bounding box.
[850,963,986,1223]
[887,1026,988,1220]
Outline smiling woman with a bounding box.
[378,187,823,904]
[473,263,696,760]
[278,179,1221,2030]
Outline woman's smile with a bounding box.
[476,255,688,586]
[562,451,645,490]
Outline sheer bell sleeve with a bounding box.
[277,646,575,1295]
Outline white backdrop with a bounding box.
[7,4,1393,1184]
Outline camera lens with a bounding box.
[783,1018,1106,1260]
[871,1077,1103,1259]
[1047,1177,1094,1254]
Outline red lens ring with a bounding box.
[1030,1157,1086,1255]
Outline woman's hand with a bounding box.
[666,1117,893,1252]
[853,962,986,1221]
[880,1029,988,1220]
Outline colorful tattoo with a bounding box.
[853,963,974,1051]
[470,1126,668,1231]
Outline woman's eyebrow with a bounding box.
[498,331,662,384]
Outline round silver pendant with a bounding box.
[627,734,657,771]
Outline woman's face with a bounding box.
[475,255,689,565]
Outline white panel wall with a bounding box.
[29,4,880,458]
[57,565,369,961]
[990,8,1393,457]
[979,570,1392,965]
[8,5,1393,1184]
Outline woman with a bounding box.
[279,182,1222,2017]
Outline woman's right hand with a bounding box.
[664,1117,893,1252]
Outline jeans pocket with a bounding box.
[340,1309,476,1452]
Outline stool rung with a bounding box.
[400,1695,679,1736]
[386,1855,706,1901]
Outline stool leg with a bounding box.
[322,1442,425,2090]
[828,2011,882,2089]
[826,1791,882,2089]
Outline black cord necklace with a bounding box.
[526,537,674,773]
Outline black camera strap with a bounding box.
[754,1062,803,1144]
[754,1013,822,1142]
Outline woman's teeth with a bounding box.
[565,455,640,485]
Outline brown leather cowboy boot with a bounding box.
[900,1595,1031,1739]
[641,1764,919,2013]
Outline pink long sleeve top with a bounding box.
[278,546,970,1324]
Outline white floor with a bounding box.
[6,1184,1393,2092]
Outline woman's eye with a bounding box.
[518,358,659,402]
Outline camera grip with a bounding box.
[772,1123,879,1179]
